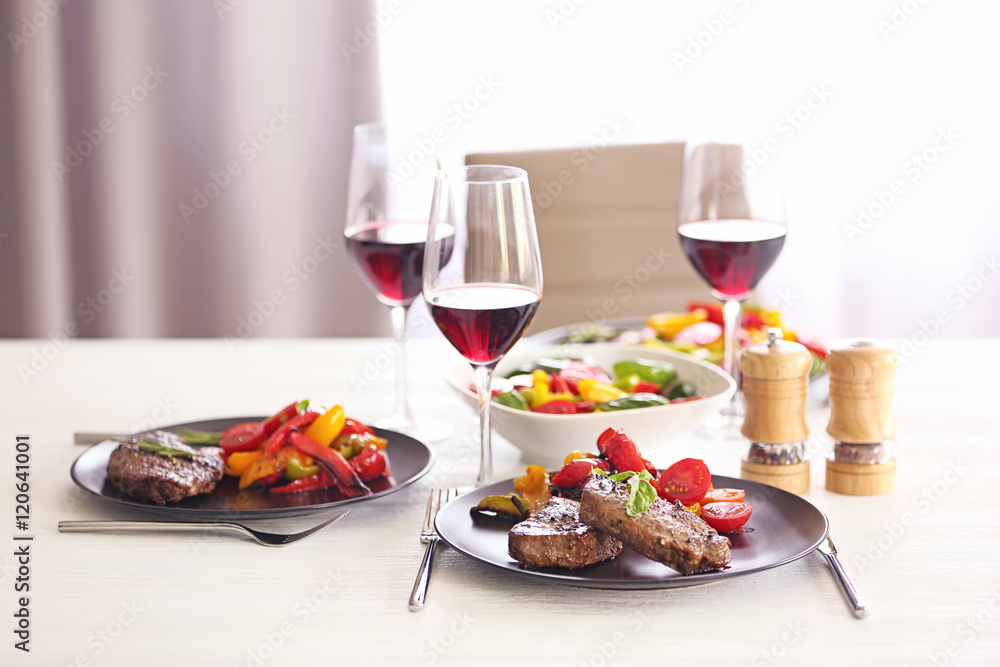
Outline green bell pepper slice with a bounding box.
[594,393,670,412]
[286,457,321,480]
[667,381,697,400]
[611,374,641,392]
[494,389,530,411]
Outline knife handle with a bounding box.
[823,550,870,618]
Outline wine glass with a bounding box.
[343,121,455,442]
[677,143,786,433]
[423,165,543,486]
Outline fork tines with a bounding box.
[420,489,457,543]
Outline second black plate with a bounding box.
[436,475,828,589]
[70,417,434,519]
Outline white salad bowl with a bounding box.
[445,343,736,467]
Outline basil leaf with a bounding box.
[600,469,657,516]
[296,399,310,413]
[626,476,658,516]
[609,469,652,484]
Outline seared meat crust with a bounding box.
[106,431,224,504]
[579,475,731,574]
[508,497,622,569]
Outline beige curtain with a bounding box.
[0,0,386,338]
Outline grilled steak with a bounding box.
[579,475,731,574]
[106,431,225,504]
[508,497,622,569]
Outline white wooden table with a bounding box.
[2,337,998,665]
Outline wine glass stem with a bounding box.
[721,298,744,415]
[389,304,414,427]
[472,363,495,486]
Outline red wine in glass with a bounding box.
[346,221,455,307]
[678,220,786,300]
[427,284,540,365]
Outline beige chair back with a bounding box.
[466,143,706,333]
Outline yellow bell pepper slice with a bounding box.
[646,309,708,341]
[562,450,601,465]
[303,404,346,446]
[513,464,551,512]
[239,454,281,488]
[238,447,299,488]
[225,450,263,477]
[577,379,625,404]
[530,370,550,409]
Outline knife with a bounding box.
[817,535,870,619]
[74,433,117,445]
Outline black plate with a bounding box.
[435,475,828,589]
[70,417,434,519]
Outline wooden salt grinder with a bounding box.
[740,328,812,494]
[825,340,898,496]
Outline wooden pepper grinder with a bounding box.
[740,328,812,494]
[825,339,898,495]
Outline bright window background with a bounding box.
[377,0,1000,340]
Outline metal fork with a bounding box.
[817,535,870,618]
[409,488,458,611]
[58,510,350,547]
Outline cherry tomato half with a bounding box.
[702,488,746,505]
[658,458,711,505]
[220,422,266,454]
[701,502,753,532]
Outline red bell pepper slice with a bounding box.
[687,300,724,326]
[549,373,571,395]
[350,444,388,480]
[597,428,647,474]
[289,432,371,497]
[670,396,707,404]
[642,457,659,478]
[260,401,300,437]
[799,339,828,359]
[550,457,611,488]
[739,309,765,330]
[264,411,319,456]
[270,472,335,494]
[633,380,662,394]
[341,418,375,437]
[253,471,281,489]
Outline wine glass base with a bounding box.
[696,412,745,440]
[374,414,455,443]
[696,391,745,440]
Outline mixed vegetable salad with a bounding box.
[561,301,828,379]
[184,400,389,496]
[479,356,705,416]
[473,427,753,533]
